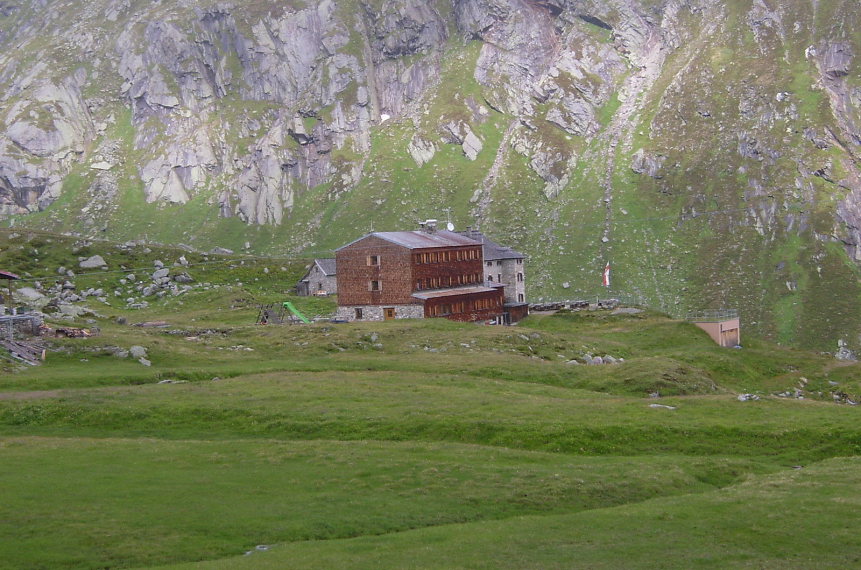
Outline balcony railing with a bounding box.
[686,309,739,322]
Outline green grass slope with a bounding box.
[167,457,861,570]
[2,236,861,568]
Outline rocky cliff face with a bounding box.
[1,0,860,350]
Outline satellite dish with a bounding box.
[446,222,454,231]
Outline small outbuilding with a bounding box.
[688,309,740,348]
[296,259,337,296]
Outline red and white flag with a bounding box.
[602,262,611,287]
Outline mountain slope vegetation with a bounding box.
[1,0,860,350]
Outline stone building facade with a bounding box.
[296,258,337,296]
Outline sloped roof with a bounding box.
[456,230,524,260]
[0,270,21,280]
[337,230,480,251]
[411,285,499,300]
[314,258,337,276]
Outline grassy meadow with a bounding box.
[2,233,861,568]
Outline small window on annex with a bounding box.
[355,308,363,319]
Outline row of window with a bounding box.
[416,274,481,290]
[485,259,524,266]
[369,252,522,268]
[486,272,524,283]
[414,249,479,264]
[372,272,523,292]
[427,297,502,316]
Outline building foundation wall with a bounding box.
[336,304,424,322]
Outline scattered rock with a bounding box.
[407,135,436,166]
[129,345,148,359]
[835,339,856,361]
[15,287,46,303]
[79,255,107,269]
[737,393,760,401]
[649,404,677,410]
[612,307,644,315]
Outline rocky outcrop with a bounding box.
[0,70,95,216]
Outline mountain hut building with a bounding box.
[334,221,513,323]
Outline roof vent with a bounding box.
[424,219,438,233]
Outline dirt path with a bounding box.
[0,390,64,400]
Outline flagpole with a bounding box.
[601,261,611,306]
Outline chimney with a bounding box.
[425,219,438,233]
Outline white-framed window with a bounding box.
[367,255,380,266]
[369,280,381,291]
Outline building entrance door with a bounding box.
[383,307,396,320]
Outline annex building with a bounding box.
[296,258,337,296]
[457,228,528,322]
